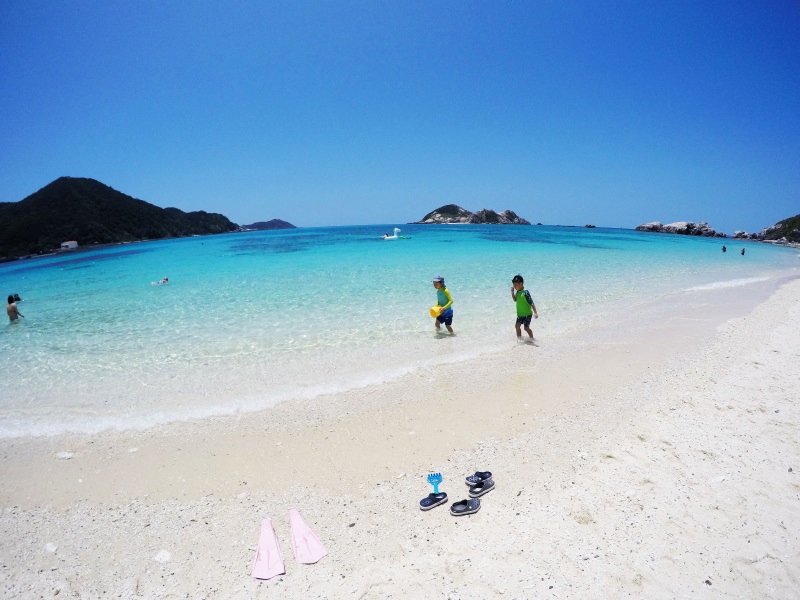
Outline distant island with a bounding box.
[414,204,530,224]
[0,177,238,260]
[239,219,296,231]
[635,215,800,245]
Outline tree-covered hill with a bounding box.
[762,213,800,243]
[0,177,238,259]
[239,219,297,230]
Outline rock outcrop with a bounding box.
[635,221,725,237]
[636,214,800,246]
[635,222,663,232]
[415,204,530,224]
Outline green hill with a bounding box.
[0,177,238,259]
[763,213,800,242]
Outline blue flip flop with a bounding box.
[419,492,448,511]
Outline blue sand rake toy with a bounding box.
[427,472,443,494]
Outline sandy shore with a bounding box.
[1,278,799,599]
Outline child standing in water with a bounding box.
[511,274,538,340]
[432,275,454,334]
[6,295,24,322]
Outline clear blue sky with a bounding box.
[1,1,798,233]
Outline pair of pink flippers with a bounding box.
[251,508,327,580]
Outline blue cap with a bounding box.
[432,275,444,282]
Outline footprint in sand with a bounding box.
[572,509,594,525]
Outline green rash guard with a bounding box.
[437,287,454,311]
[516,288,534,317]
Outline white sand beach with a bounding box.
[2,278,799,599]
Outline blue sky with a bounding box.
[1,1,798,233]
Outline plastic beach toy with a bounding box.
[429,306,442,318]
[420,472,448,511]
[427,472,443,494]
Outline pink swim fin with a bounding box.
[288,508,328,564]
[252,518,285,580]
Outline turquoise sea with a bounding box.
[1,224,798,438]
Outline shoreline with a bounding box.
[0,274,787,504]
[2,269,794,440]
[1,278,798,597]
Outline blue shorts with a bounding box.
[437,309,453,326]
[516,315,532,327]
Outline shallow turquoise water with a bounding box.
[1,225,797,437]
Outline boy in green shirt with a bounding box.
[510,274,538,340]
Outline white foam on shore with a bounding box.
[683,276,769,291]
[0,341,509,439]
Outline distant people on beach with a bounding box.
[722,245,727,253]
[432,275,454,334]
[6,295,24,322]
[741,248,745,255]
[511,274,538,340]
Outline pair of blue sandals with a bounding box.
[419,471,494,516]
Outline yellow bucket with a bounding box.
[429,306,442,318]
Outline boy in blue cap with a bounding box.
[432,275,454,334]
